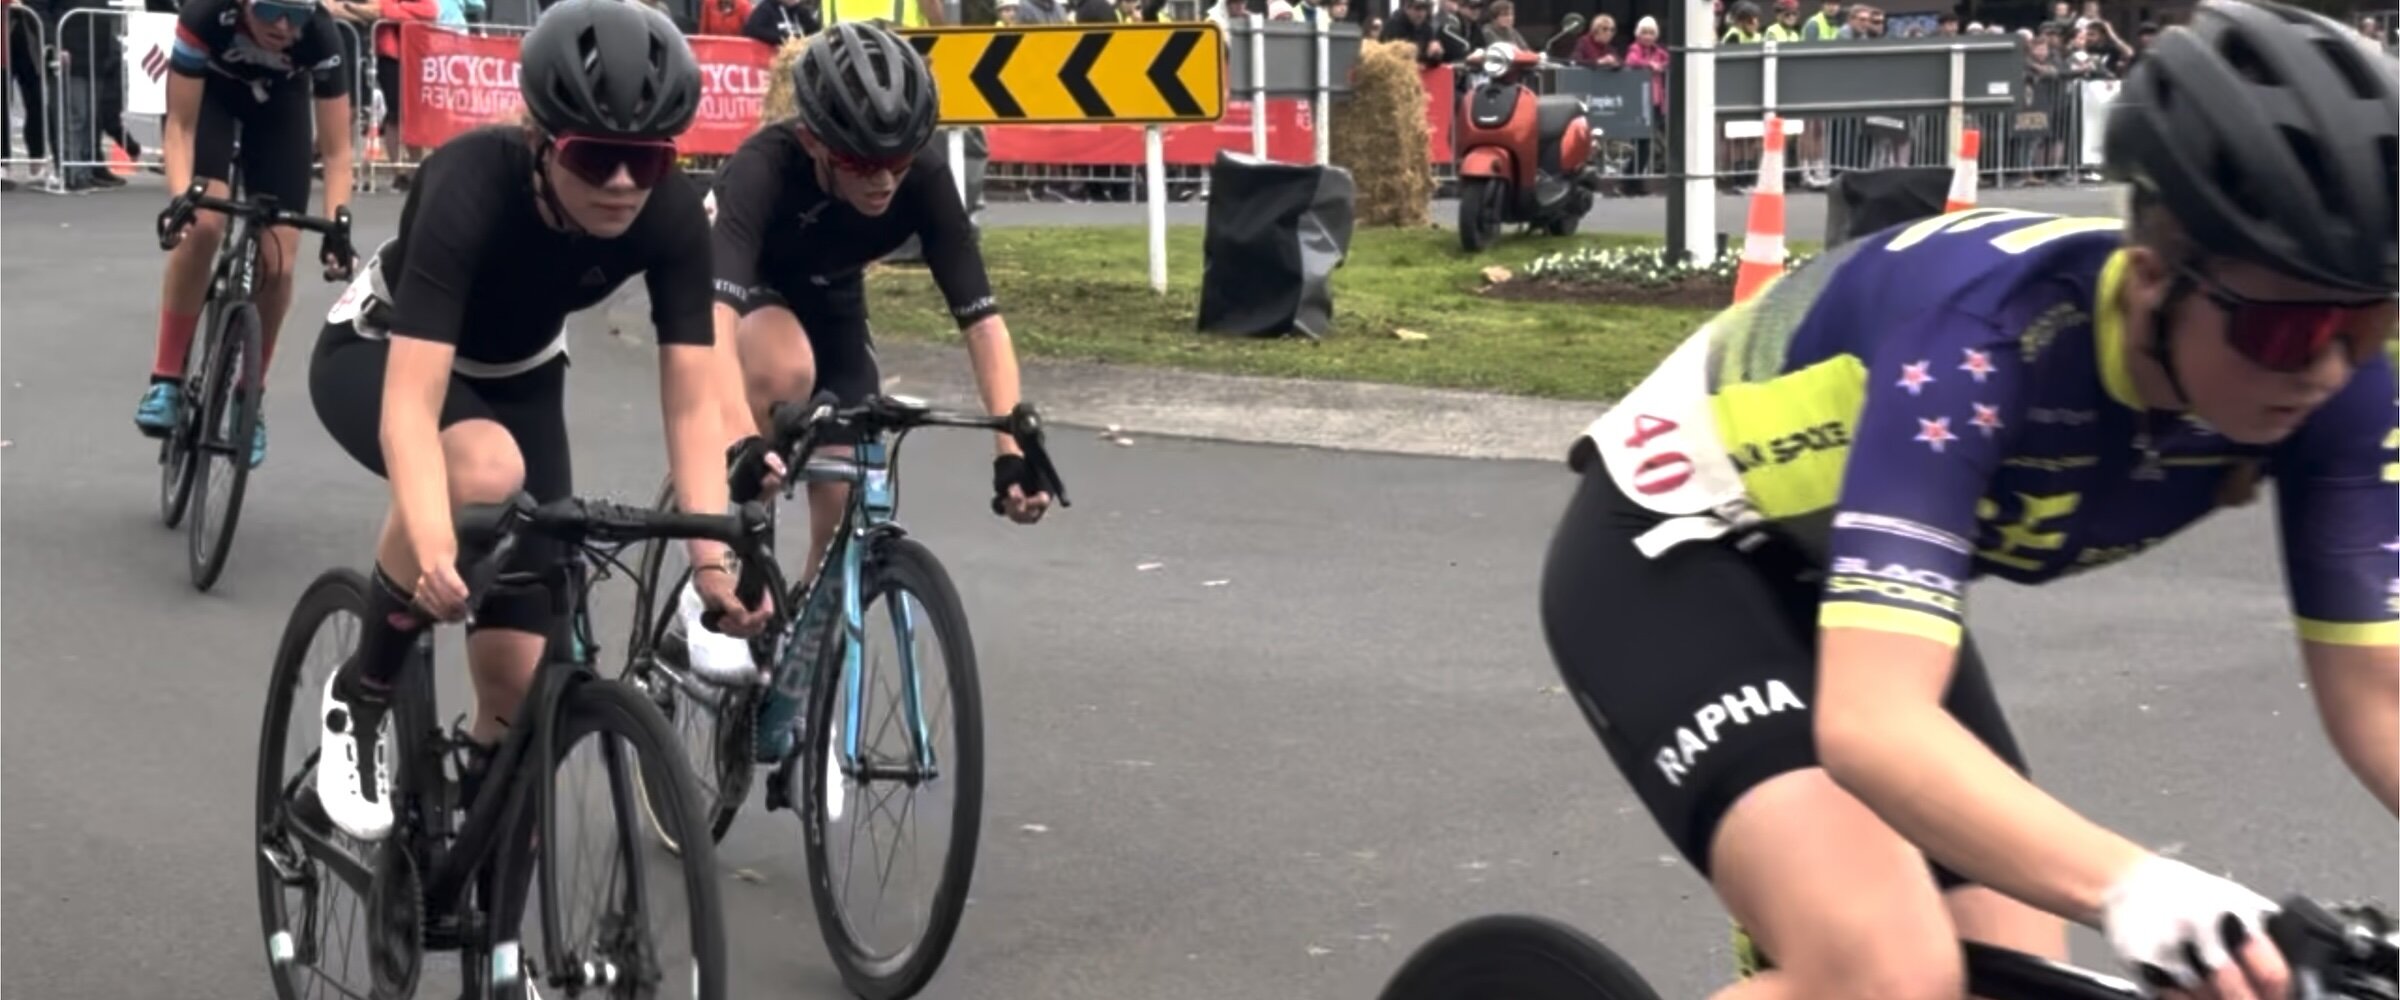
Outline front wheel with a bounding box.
[622,475,757,852]
[1458,177,1504,252]
[801,536,985,1000]
[534,679,728,1000]
[158,299,216,528]
[1377,914,1665,1000]
[188,301,261,592]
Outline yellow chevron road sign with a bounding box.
[900,23,1225,125]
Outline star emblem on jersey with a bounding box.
[1897,361,1935,396]
[1915,416,1955,453]
[1959,349,1995,383]
[1970,403,2003,437]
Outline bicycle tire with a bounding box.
[622,476,756,850]
[188,301,260,592]
[536,678,729,1000]
[254,567,383,1000]
[799,535,984,1000]
[1377,914,1667,1000]
[157,299,214,529]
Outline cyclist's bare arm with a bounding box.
[708,303,753,445]
[312,94,354,220]
[959,315,1024,458]
[1817,626,2150,927]
[2302,639,2400,813]
[162,74,203,197]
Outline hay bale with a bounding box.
[759,36,810,128]
[1330,40,1434,228]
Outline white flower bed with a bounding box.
[1520,245,1815,289]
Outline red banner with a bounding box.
[398,23,772,157]
[396,26,1455,169]
[982,66,1455,168]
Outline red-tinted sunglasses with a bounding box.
[2178,262,2395,372]
[822,144,914,177]
[551,133,680,189]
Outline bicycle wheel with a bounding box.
[188,301,261,592]
[157,298,215,529]
[532,678,728,1000]
[799,535,984,1000]
[1378,914,1666,1000]
[255,568,396,1000]
[621,476,757,852]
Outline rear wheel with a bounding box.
[188,301,260,592]
[801,536,984,1000]
[1377,914,1665,1000]
[254,569,388,1000]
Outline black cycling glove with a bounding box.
[320,205,357,281]
[727,435,771,505]
[990,453,1040,514]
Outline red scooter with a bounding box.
[1453,16,1605,252]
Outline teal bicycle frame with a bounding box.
[792,434,940,782]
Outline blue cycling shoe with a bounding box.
[135,382,179,438]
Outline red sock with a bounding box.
[251,324,280,392]
[153,310,200,380]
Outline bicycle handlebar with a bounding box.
[2268,896,2397,996]
[454,493,778,626]
[157,182,354,281]
[761,391,1073,515]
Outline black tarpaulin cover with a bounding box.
[1823,166,1953,250]
[1197,152,1358,340]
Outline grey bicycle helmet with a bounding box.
[519,0,703,139]
[793,21,940,162]
[2101,0,2399,295]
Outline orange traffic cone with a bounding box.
[1732,115,1788,305]
[107,141,135,177]
[1945,127,1982,213]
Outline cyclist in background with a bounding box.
[304,0,770,842]
[141,0,358,467]
[695,21,1049,765]
[1538,2,2396,997]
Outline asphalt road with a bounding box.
[4,187,2390,1000]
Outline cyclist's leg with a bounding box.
[1538,466,1959,1000]
[792,309,880,575]
[732,294,814,434]
[230,86,315,466]
[139,86,239,435]
[306,323,550,836]
[448,358,574,747]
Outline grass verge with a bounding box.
[863,224,1719,402]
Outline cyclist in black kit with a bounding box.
[303,0,771,842]
[699,21,1050,762]
[138,0,357,468]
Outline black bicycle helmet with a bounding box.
[2101,0,2398,296]
[793,21,940,162]
[519,0,703,140]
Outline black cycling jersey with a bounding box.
[374,125,715,368]
[708,121,998,327]
[170,0,349,101]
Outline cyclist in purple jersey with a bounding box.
[1540,2,2397,996]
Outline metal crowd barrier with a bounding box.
[30,8,373,195]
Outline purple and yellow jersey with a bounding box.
[1680,208,2396,648]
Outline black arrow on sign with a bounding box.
[1059,34,1112,118]
[973,34,1024,118]
[907,35,936,60]
[1149,30,1205,118]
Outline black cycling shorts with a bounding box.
[728,286,880,445]
[308,322,572,636]
[193,78,315,216]
[1537,462,2028,890]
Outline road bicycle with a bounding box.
[618,391,1069,999]
[254,493,783,999]
[153,172,350,592]
[1377,894,2399,1000]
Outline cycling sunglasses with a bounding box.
[248,0,316,25]
[2177,262,2395,372]
[550,133,680,189]
[822,145,914,178]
